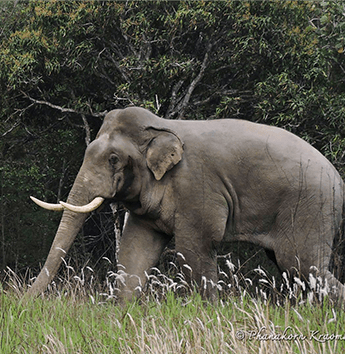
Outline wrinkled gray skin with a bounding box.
[28,107,345,302]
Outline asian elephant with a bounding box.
[29,107,345,302]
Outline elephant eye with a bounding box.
[109,154,119,167]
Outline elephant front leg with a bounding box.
[174,205,228,301]
[175,233,219,301]
[116,214,170,303]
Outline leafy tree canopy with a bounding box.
[0,0,344,274]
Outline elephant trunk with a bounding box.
[27,175,90,297]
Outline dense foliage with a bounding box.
[1,1,345,277]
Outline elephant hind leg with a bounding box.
[273,244,345,304]
[321,270,345,302]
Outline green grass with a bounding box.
[1,288,345,353]
[1,291,344,353]
[1,262,345,353]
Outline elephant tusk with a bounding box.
[30,196,65,211]
[59,197,105,213]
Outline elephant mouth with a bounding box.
[30,196,105,213]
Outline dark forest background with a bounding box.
[1,1,345,283]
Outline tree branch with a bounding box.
[1,120,21,137]
[165,79,185,119]
[103,48,131,84]
[81,114,91,146]
[23,93,107,118]
[166,44,212,120]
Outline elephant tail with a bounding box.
[331,183,345,282]
[342,183,345,240]
[342,189,345,256]
[342,183,345,229]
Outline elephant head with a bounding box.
[28,107,183,296]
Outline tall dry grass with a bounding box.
[1,255,344,354]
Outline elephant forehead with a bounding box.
[99,107,159,138]
[85,136,111,160]
[86,133,140,161]
[103,108,145,127]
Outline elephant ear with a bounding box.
[146,129,184,181]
